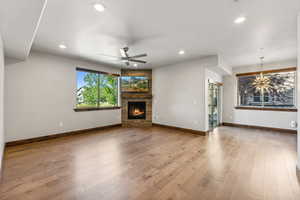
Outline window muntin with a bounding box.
[76,68,119,109]
[237,70,296,108]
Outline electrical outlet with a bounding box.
[290,121,297,128]
[59,122,64,127]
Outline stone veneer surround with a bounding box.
[121,69,152,127]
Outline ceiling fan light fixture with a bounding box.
[98,47,147,67]
[94,3,105,12]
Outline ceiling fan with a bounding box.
[98,47,147,66]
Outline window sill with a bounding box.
[74,107,121,112]
[235,106,297,112]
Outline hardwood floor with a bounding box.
[1,126,299,200]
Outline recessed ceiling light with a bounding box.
[59,44,67,49]
[234,17,246,24]
[178,50,185,55]
[94,3,105,12]
[133,63,138,67]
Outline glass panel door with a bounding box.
[208,82,220,130]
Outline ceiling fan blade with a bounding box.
[120,49,126,57]
[129,53,147,59]
[129,59,147,64]
[96,53,123,60]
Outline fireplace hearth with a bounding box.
[128,102,146,119]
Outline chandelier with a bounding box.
[252,56,272,93]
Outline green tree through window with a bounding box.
[76,69,119,109]
[99,74,118,107]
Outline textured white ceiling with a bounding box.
[2,0,300,68]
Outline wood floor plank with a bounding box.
[0,126,299,200]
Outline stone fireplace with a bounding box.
[121,69,152,127]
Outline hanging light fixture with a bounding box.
[252,56,272,94]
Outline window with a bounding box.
[76,68,120,111]
[237,68,296,109]
[99,74,119,107]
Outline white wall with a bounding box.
[5,51,121,142]
[223,59,297,130]
[0,35,5,172]
[153,56,220,132]
[297,14,300,170]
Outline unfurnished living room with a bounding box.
[1,0,300,199]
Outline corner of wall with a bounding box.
[297,13,300,172]
[0,33,5,176]
[152,58,209,132]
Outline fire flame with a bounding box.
[132,108,144,116]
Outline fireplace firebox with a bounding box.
[128,102,146,120]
